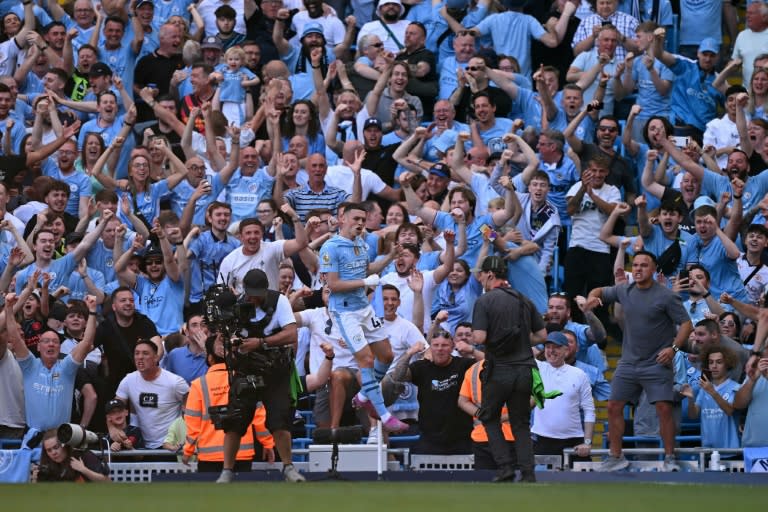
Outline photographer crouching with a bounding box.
[212,269,304,483]
[32,429,110,482]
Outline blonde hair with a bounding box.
[223,46,246,64]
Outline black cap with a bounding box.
[243,269,269,298]
[473,255,507,276]
[143,245,163,262]
[89,62,113,78]
[363,118,382,130]
[105,399,127,414]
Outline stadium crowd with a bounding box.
[1,0,768,482]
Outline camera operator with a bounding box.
[216,269,304,483]
[33,429,110,482]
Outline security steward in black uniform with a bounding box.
[471,256,547,483]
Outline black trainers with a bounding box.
[492,466,516,483]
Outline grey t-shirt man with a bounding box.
[601,282,690,365]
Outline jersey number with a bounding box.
[371,316,382,329]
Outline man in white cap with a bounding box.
[357,0,409,54]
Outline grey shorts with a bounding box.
[609,362,674,404]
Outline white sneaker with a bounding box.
[366,427,378,445]
[283,463,306,482]
[216,469,234,483]
[662,455,680,472]
[597,455,630,472]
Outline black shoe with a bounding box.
[518,471,536,483]
[492,466,516,483]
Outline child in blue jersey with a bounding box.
[682,345,741,449]
[212,46,260,126]
[318,203,408,433]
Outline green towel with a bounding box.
[289,365,303,407]
[531,367,562,409]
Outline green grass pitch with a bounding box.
[2,482,765,511]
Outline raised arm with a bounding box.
[115,231,144,288]
[537,1,576,48]
[272,9,292,56]
[494,175,522,227]
[658,137,706,183]
[70,209,114,262]
[401,173,437,225]
[563,103,593,154]
[69,295,98,364]
[598,200,630,248]
[280,204,310,257]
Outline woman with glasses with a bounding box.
[718,312,742,343]
[256,199,293,242]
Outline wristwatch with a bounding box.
[583,438,592,446]
[671,344,680,353]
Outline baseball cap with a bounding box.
[363,117,382,131]
[243,269,269,298]
[545,331,569,347]
[698,38,719,55]
[89,62,113,78]
[472,255,507,275]
[301,22,324,39]
[105,399,127,414]
[428,162,450,179]
[143,246,163,262]
[201,36,223,51]
[136,0,154,9]
[693,196,716,210]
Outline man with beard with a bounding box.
[357,0,409,54]
[291,0,353,59]
[357,118,398,187]
[661,135,766,216]
[134,22,184,100]
[545,292,606,372]
[376,235,454,333]
[274,16,335,100]
[115,223,183,337]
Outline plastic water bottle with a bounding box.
[709,451,721,471]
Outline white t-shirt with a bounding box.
[217,241,287,293]
[379,314,427,369]
[116,369,189,449]
[249,293,296,337]
[325,165,387,201]
[379,270,437,333]
[566,181,621,254]
[291,12,346,55]
[356,19,409,54]
[532,360,595,439]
